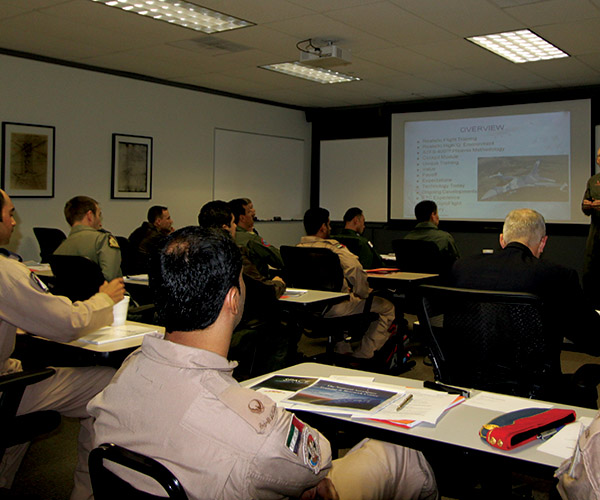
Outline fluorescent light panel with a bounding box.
[467,29,568,63]
[260,62,360,84]
[92,0,253,33]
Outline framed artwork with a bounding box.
[1,122,55,197]
[111,133,153,199]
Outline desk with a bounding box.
[279,289,349,307]
[19,321,163,370]
[367,271,438,314]
[244,363,594,472]
[366,270,438,286]
[65,321,164,353]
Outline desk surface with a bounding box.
[279,289,349,306]
[244,363,594,469]
[65,321,164,352]
[366,271,438,282]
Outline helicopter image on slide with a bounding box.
[478,157,569,202]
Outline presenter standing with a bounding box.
[581,147,600,307]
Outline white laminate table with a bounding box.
[279,289,349,307]
[244,363,594,471]
[366,270,438,285]
[66,321,164,352]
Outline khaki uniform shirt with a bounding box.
[89,335,331,499]
[55,225,122,281]
[0,252,115,374]
[297,236,369,299]
[235,227,283,277]
[556,410,600,499]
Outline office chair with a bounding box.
[89,443,188,499]
[48,255,106,302]
[332,235,384,270]
[331,236,361,257]
[280,245,377,364]
[0,368,61,461]
[230,274,285,380]
[115,236,133,276]
[392,239,445,274]
[416,284,557,400]
[33,227,66,263]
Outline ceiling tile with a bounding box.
[390,0,520,37]
[504,0,600,25]
[325,2,457,46]
[535,19,600,55]
[0,0,598,108]
[358,46,452,75]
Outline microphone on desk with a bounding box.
[423,380,470,398]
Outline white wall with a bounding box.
[0,54,309,261]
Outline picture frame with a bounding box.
[1,122,55,198]
[111,133,152,199]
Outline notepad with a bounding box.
[125,274,149,281]
[78,324,158,345]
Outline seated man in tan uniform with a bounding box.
[88,227,437,500]
[298,207,396,361]
[0,189,125,499]
[54,195,122,281]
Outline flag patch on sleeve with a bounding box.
[286,415,304,455]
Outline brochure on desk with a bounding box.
[249,375,464,427]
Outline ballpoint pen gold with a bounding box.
[396,394,413,412]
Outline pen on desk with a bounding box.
[423,380,470,398]
[396,394,413,412]
[537,428,559,441]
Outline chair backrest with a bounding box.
[392,239,443,274]
[280,246,344,292]
[416,284,553,399]
[331,236,361,257]
[48,255,105,302]
[0,368,61,461]
[116,236,133,275]
[89,443,188,500]
[33,227,66,263]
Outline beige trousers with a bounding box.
[0,365,115,500]
[329,439,438,500]
[325,295,395,358]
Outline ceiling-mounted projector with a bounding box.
[299,44,352,68]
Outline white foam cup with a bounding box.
[111,295,130,326]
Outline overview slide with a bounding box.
[390,99,591,224]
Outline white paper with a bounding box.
[283,288,308,296]
[367,388,459,425]
[329,376,375,384]
[27,263,51,272]
[124,274,149,281]
[538,417,593,459]
[463,392,552,412]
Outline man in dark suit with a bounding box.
[451,208,600,406]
